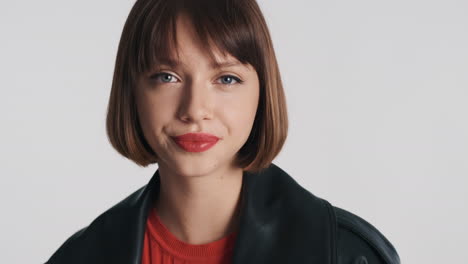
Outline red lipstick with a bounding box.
[171,132,220,153]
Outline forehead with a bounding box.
[134,6,260,76]
[154,55,245,70]
[166,14,239,65]
[151,14,249,70]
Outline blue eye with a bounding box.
[219,75,243,85]
[151,72,178,83]
[150,72,243,85]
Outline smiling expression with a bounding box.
[135,13,260,177]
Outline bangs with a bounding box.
[127,0,263,77]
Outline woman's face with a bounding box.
[135,14,260,177]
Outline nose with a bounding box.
[177,78,214,123]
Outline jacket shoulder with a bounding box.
[44,184,148,264]
[333,206,401,264]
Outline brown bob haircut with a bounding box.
[106,0,288,173]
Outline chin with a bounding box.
[162,156,222,178]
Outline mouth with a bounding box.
[171,132,220,153]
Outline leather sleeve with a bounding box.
[44,226,87,264]
[334,206,401,264]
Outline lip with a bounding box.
[171,132,220,153]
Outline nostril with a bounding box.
[353,255,369,264]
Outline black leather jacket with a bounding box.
[45,163,400,264]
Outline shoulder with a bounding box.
[331,204,401,264]
[45,184,148,264]
[264,163,401,263]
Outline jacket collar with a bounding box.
[80,163,335,264]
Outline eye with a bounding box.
[218,75,243,85]
[150,72,178,83]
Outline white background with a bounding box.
[1,0,467,263]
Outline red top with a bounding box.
[141,206,238,264]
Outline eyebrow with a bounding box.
[155,57,243,69]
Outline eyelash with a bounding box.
[150,72,244,85]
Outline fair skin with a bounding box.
[135,13,260,245]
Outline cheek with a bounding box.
[220,88,259,138]
[136,91,175,137]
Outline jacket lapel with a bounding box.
[80,163,335,264]
[231,163,335,263]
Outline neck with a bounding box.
[154,163,244,245]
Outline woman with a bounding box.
[46,0,400,263]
